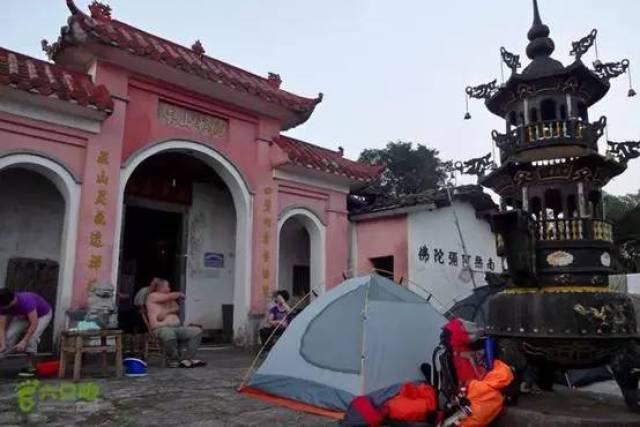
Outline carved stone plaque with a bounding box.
[158,102,228,138]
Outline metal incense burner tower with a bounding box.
[466,0,640,411]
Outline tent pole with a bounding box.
[359,282,371,395]
[443,184,478,289]
[237,290,315,391]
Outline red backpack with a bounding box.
[443,318,487,387]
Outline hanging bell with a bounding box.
[628,64,636,97]
[464,93,471,120]
[593,59,603,68]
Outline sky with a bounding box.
[2,0,639,195]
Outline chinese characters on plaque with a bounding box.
[157,102,228,138]
[417,244,495,272]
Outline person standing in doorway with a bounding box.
[0,288,52,377]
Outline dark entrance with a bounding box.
[118,206,184,330]
[292,265,310,300]
[370,256,394,279]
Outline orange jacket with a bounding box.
[387,383,437,422]
[460,359,514,427]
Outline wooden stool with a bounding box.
[58,329,123,381]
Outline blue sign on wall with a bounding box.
[204,252,224,268]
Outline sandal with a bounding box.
[190,359,207,368]
[179,360,193,368]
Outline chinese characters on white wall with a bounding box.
[417,244,496,272]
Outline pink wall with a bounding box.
[107,60,350,314]
[70,62,127,307]
[0,112,88,179]
[325,190,349,289]
[118,74,283,315]
[355,215,408,284]
[0,56,355,322]
[275,179,350,293]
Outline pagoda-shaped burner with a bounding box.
[466,0,640,412]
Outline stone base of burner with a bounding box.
[493,389,640,426]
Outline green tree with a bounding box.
[358,141,444,197]
[604,191,640,223]
[605,190,640,272]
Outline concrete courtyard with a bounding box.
[2,347,640,426]
[0,348,332,427]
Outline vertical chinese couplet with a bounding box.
[262,187,273,299]
[87,151,111,286]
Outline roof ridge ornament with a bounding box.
[41,39,57,60]
[443,153,497,178]
[570,29,598,61]
[66,0,81,15]
[606,140,640,163]
[191,40,205,57]
[500,47,521,73]
[593,59,630,81]
[88,1,112,22]
[267,72,282,89]
[466,79,498,100]
[526,0,555,60]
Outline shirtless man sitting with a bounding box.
[145,279,205,368]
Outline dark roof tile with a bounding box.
[50,1,321,116]
[275,135,382,182]
[0,46,114,114]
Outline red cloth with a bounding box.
[387,383,437,422]
[344,396,387,427]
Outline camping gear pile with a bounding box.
[451,283,615,392]
[239,274,514,426]
[240,274,446,418]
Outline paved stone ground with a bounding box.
[0,348,333,427]
[2,348,639,426]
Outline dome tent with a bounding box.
[239,274,447,418]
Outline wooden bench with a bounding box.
[58,329,123,381]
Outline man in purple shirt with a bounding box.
[0,289,52,376]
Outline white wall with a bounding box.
[185,182,236,329]
[610,273,640,294]
[278,218,310,295]
[0,169,64,285]
[408,201,500,311]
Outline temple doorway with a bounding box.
[277,209,326,305]
[119,205,184,316]
[278,217,311,306]
[0,168,65,353]
[117,151,237,342]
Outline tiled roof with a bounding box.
[349,185,498,217]
[275,135,383,182]
[46,1,321,117]
[0,46,114,114]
